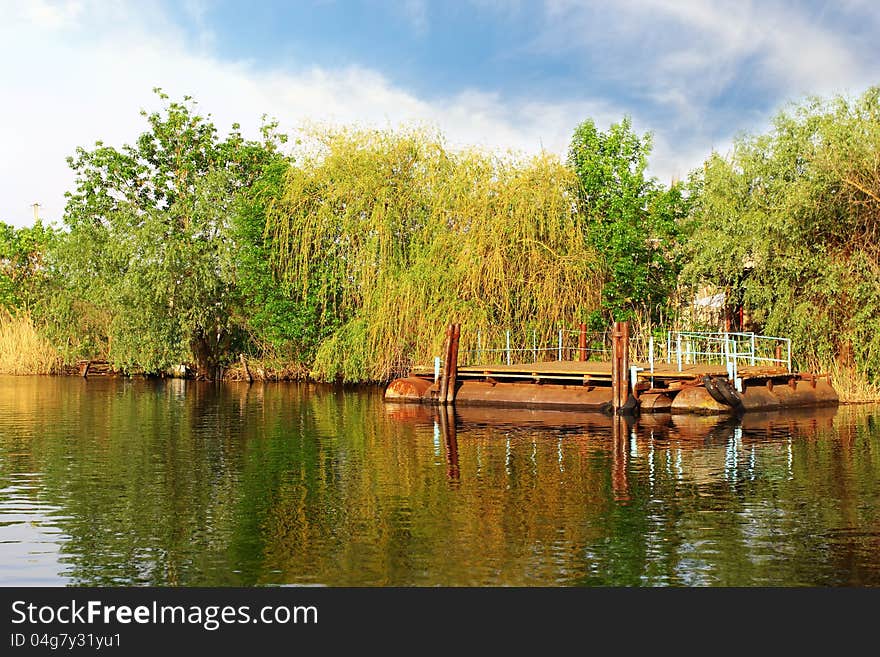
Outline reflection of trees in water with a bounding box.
[0,378,340,585]
[0,376,878,585]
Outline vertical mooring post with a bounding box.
[438,324,452,404]
[611,321,631,413]
[578,323,587,361]
[444,323,460,405]
[622,321,630,405]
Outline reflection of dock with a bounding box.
[387,402,840,495]
[386,401,838,442]
[386,322,838,414]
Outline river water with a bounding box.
[0,375,877,586]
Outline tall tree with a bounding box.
[568,117,684,328]
[59,89,288,377]
[0,220,58,312]
[684,87,880,375]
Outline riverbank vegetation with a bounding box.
[265,128,604,381]
[683,87,880,400]
[1,87,879,399]
[0,311,60,375]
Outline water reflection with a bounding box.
[0,375,878,586]
[390,403,840,494]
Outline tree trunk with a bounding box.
[191,332,218,380]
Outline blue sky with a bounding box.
[1,0,878,227]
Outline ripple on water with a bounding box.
[0,377,879,585]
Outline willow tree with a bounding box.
[57,90,288,377]
[684,87,880,376]
[266,127,603,382]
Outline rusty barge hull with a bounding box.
[385,360,838,414]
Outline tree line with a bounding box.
[1,86,879,386]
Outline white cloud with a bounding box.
[5,1,870,229]
[644,0,868,96]
[537,0,876,106]
[17,0,84,30]
[0,0,633,228]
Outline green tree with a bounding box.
[266,127,602,381]
[0,220,58,311]
[684,87,880,376]
[58,89,287,377]
[568,117,685,328]
[230,157,336,363]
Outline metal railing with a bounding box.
[459,328,610,366]
[444,327,792,393]
[646,331,792,392]
[658,331,790,369]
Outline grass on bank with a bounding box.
[816,359,880,404]
[0,310,61,375]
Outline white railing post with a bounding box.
[558,330,563,361]
[505,330,511,365]
[731,337,738,383]
[649,335,654,387]
[630,365,642,394]
[676,333,682,372]
[750,333,756,366]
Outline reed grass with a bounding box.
[0,310,61,375]
[813,358,880,404]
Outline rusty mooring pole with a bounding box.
[611,321,631,412]
[441,323,460,405]
[446,324,461,404]
[438,324,452,404]
[578,323,587,361]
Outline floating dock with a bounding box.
[384,322,838,414]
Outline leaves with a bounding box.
[57,91,289,376]
[686,86,880,377]
[265,126,603,382]
[568,118,685,325]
